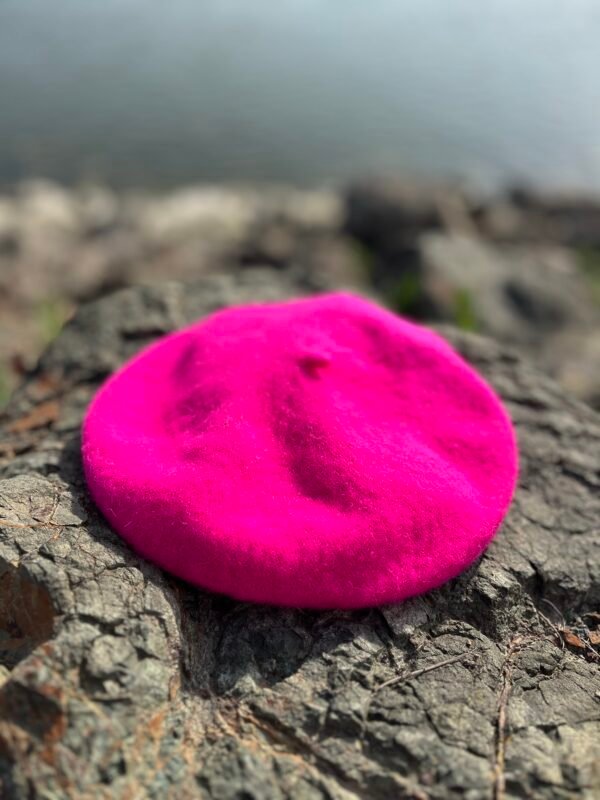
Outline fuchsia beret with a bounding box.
[82,293,518,608]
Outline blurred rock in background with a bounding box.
[345,178,600,407]
[1,177,599,409]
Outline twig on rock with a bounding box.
[493,635,533,800]
[373,649,474,694]
[360,645,476,749]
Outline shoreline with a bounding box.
[1,177,599,408]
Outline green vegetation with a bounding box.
[350,240,376,279]
[453,288,478,331]
[388,276,478,332]
[577,247,600,306]
[0,364,9,409]
[388,273,422,316]
[0,299,70,411]
[35,298,70,346]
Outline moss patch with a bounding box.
[577,247,600,306]
[389,273,423,316]
[35,298,71,347]
[453,289,478,332]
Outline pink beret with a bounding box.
[82,293,518,608]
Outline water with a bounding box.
[1,0,600,191]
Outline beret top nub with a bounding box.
[82,293,518,608]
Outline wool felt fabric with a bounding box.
[82,292,518,609]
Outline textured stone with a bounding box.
[0,274,598,799]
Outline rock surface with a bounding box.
[415,234,600,404]
[0,275,599,800]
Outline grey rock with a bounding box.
[418,234,595,337]
[481,188,600,248]
[0,274,599,799]
[345,178,473,254]
[417,234,600,408]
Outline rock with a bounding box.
[473,200,525,242]
[464,189,600,248]
[0,199,18,254]
[273,187,343,230]
[127,186,341,251]
[129,187,259,247]
[506,189,600,248]
[417,234,594,336]
[303,235,367,290]
[17,180,81,237]
[78,186,120,236]
[549,329,600,409]
[415,234,600,406]
[237,219,368,291]
[240,219,298,268]
[0,274,599,799]
[345,178,475,257]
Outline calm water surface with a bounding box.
[1,0,600,190]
